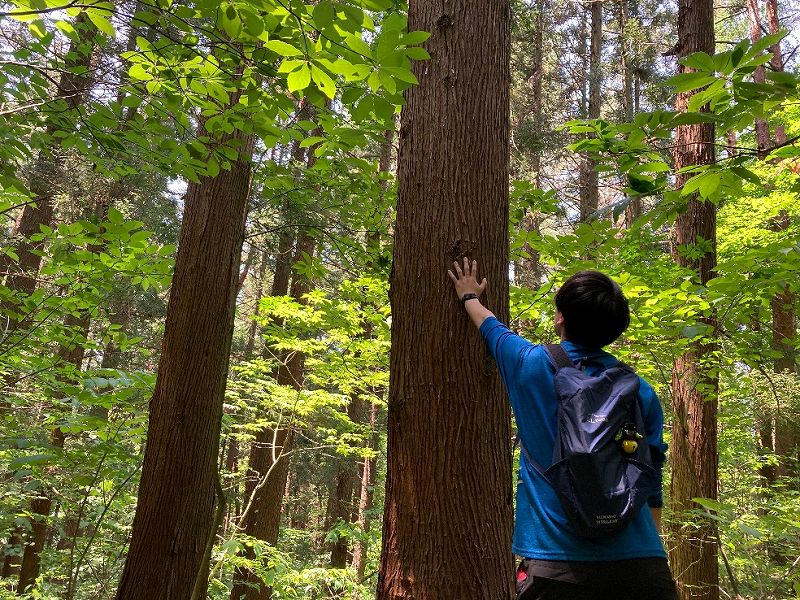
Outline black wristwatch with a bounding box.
[461,293,479,305]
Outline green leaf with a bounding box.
[87,11,115,37]
[381,66,417,85]
[311,65,336,99]
[129,63,152,81]
[313,1,335,29]
[287,64,311,92]
[664,72,717,93]
[730,167,761,186]
[222,6,242,39]
[680,51,715,73]
[405,46,430,60]
[345,34,371,58]
[108,207,125,225]
[736,523,763,538]
[402,31,430,45]
[266,39,304,57]
[28,19,47,38]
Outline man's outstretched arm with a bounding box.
[447,257,495,328]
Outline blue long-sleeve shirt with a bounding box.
[480,317,668,561]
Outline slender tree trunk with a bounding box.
[745,0,771,158]
[770,210,797,478]
[376,0,514,593]
[328,398,363,568]
[518,0,544,287]
[620,0,642,226]
[1,530,22,580]
[115,121,255,598]
[764,0,787,145]
[668,1,718,598]
[351,403,379,581]
[579,0,602,222]
[2,13,94,298]
[16,496,52,594]
[230,229,316,600]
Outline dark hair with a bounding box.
[554,271,630,349]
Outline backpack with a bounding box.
[519,343,659,539]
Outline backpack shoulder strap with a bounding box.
[544,343,574,370]
[519,439,547,476]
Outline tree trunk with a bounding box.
[579,0,602,222]
[115,125,255,598]
[764,0,787,145]
[2,13,94,298]
[230,230,316,600]
[770,210,797,478]
[328,398,364,568]
[518,0,544,287]
[376,0,514,593]
[351,402,379,581]
[668,1,718,598]
[1,529,23,580]
[620,0,642,226]
[16,496,52,594]
[745,0,771,158]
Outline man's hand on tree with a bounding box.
[448,257,487,301]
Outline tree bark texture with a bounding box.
[376,0,514,594]
[579,0,602,222]
[115,128,255,599]
[668,1,719,598]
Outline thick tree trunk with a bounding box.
[668,1,718,598]
[579,0,602,222]
[376,0,514,593]
[115,126,255,598]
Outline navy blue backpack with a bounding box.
[520,344,659,539]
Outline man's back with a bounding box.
[479,317,667,561]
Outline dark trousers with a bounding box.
[516,557,679,600]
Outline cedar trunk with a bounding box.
[376,0,514,593]
[115,131,254,599]
[668,0,718,598]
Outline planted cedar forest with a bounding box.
[0,0,799,597]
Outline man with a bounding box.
[448,258,678,600]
